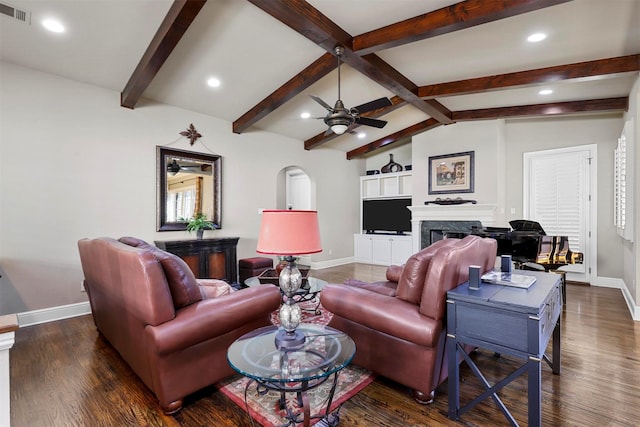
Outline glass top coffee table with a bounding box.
[227,324,355,427]
[244,276,328,315]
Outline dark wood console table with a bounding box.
[446,270,561,426]
[155,237,239,285]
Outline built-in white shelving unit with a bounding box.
[355,171,413,266]
[361,170,412,199]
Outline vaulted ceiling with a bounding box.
[2,0,639,158]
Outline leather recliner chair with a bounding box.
[321,235,497,403]
[78,237,281,414]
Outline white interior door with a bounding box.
[523,145,596,283]
[285,168,312,265]
[286,169,311,210]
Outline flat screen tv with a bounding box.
[362,198,411,234]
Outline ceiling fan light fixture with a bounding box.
[331,124,349,135]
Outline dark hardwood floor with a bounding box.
[11,263,640,426]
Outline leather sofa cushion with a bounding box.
[396,238,457,304]
[343,278,397,296]
[322,284,441,348]
[419,236,497,320]
[119,236,203,309]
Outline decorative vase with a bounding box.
[196,229,204,240]
[380,154,403,173]
[276,259,288,276]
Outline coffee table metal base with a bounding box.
[243,371,341,427]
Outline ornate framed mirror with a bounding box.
[156,146,221,231]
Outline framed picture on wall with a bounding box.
[428,151,475,194]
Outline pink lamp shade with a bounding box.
[256,210,322,255]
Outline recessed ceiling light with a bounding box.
[42,19,65,33]
[539,89,553,95]
[357,132,366,139]
[206,77,221,88]
[300,112,311,119]
[527,33,546,43]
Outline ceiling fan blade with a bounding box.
[352,97,392,114]
[356,117,388,129]
[309,95,333,112]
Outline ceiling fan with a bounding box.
[167,159,211,176]
[310,46,392,135]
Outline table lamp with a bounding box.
[257,210,322,350]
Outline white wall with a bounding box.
[0,62,363,314]
[412,120,499,206]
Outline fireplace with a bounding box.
[420,220,483,249]
[408,204,497,253]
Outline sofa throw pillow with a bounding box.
[152,250,203,309]
[197,279,233,299]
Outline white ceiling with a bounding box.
[1,0,639,154]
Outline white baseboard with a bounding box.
[17,302,91,327]
[594,276,639,321]
[312,256,354,270]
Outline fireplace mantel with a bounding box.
[408,204,497,251]
[409,204,497,223]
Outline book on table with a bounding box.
[481,271,537,289]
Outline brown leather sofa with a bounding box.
[321,235,497,403]
[77,237,281,414]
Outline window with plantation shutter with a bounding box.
[614,120,633,242]
[524,145,595,282]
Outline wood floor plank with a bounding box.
[10,263,640,426]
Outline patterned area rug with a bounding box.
[218,299,375,426]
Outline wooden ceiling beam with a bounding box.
[353,0,573,55]
[247,0,351,51]
[452,97,628,121]
[346,118,441,160]
[120,0,206,109]
[246,0,453,128]
[348,97,627,158]
[233,53,337,134]
[419,54,640,99]
[347,53,453,123]
[304,96,407,150]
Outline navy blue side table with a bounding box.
[446,270,562,427]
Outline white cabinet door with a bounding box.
[355,234,413,266]
[353,234,373,263]
[371,238,392,265]
[391,237,413,265]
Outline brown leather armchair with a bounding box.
[78,237,281,414]
[321,235,497,403]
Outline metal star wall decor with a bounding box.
[180,123,202,145]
